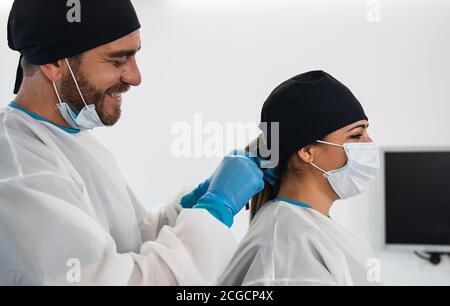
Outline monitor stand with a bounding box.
[414,251,449,265]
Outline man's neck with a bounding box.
[276,174,335,216]
[14,82,71,128]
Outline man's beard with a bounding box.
[60,64,130,126]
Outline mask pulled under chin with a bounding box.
[52,58,104,131]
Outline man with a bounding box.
[0,0,268,285]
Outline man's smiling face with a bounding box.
[60,30,142,126]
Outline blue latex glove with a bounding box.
[180,178,210,209]
[242,151,279,187]
[195,152,265,219]
[180,151,278,209]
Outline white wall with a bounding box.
[1,0,450,285]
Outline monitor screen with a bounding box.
[385,151,450,246]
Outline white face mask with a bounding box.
[310,140,380,200]
[52,58,104,131]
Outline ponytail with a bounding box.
[245,137,289,221]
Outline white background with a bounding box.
[1,0,450,285]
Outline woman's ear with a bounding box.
[297,145,315,164]
[40,60,65,83]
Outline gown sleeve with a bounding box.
[0,175,237,285]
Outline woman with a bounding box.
[219,70,381,286]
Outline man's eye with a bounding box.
[112,58,127,66]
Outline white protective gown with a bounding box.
[219,199,382,286]
[0,105,237,285]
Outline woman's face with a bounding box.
[312,119,372,173]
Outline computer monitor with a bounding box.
[383,147,450,252]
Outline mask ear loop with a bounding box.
[311,140,345,177]
[52,82,63,106]
[317,140,344,148]
[64,58,88,108]
[310,162,329,177]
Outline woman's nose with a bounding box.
[364,132,373,143]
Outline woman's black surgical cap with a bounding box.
[259,71,368,161]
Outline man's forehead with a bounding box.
[98,30,141,55]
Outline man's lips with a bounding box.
[105,92,123,105]
[107,92,122,99]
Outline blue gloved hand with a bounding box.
[180,151,278,210]
[243,151,279,187]
[180,178,211,209]
[195,151,265,220]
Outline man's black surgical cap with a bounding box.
[8,0,141,94]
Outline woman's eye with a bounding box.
[351,134,363,139]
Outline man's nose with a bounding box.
[121,56,142,86]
